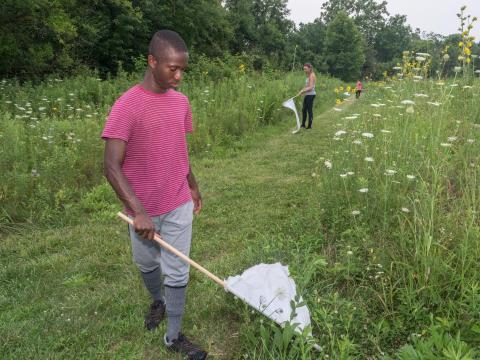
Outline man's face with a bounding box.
[148,47,188,91]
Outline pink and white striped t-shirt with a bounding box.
[102,84,193,216]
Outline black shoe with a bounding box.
[145,300,165,331]
[300,125,306,128]
[306,126,312,129]
[165,333,208,359]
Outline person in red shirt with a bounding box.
[102,30,207,359]
[355,80,363,99]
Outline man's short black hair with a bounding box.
[148,30,188,58]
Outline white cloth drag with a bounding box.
[282,98,301,134]
[225,263,311,331]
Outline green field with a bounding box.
[1,73,480,359]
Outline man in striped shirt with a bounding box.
[102,30,207,359]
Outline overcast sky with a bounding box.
[287,0,480,36]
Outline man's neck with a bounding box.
[140,71,168,94]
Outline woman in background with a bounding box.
[298,63,316,129]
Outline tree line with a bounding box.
[1,0,478,81]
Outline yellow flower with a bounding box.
[239,63,246,72]
[336,98,342,105]
[346,86,351,92]
[339,86,344,91]
[464,47,471,55]
[334,88,339,94]
[459,41,464,47]
[466,57,471,64]
[467,42,473,48]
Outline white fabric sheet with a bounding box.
[282,98,301,134]
[225,263,311,331]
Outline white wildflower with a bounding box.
[440,143,452,147]
[335,130,347,136]
[364,157,374,162]
[401,100,415,105]
[407,175,416,180]
[384,169,397,176]
[358,188,369,193]
[362,132,374,138]
[447,136,457,142]
[401,207,410,213]
[353,140,362,145]
[351,210,361,215]
[324,160,332,169]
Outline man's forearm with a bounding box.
[187,168,199,191]
[104,164,146,215]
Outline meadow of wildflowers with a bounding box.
[0,70,341,227]
[1,7,480,357]
[306,61,480,358]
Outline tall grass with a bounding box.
[0,71,342,227]
[305,76,480,357]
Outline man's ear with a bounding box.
[147,54,156,69]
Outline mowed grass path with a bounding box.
[1,99,353,359]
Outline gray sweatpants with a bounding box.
[128,201,193,287]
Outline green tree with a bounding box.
[226,0,294,63]
[290,19,328,72]
[374,15,412,63]
[320,0,392,77]
[324,11,365,81]
[251,0,294,58]
[225,0,257,53]
[321,0,389,47]
[69,0,147,74]
[140,0,233,58]
[371,14,413,77]
[0,0,77,77]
